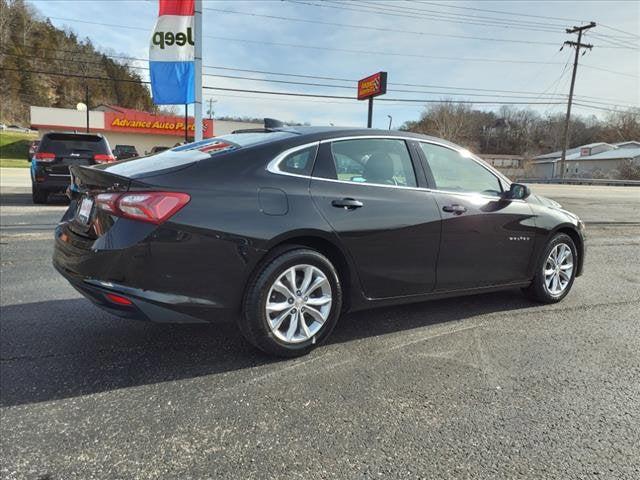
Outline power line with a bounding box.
[580,64,639,79]
[40,15,640,72]
[414,1,639,45]
[288,0,565,34]
[0,66,568,106]
[353,0,570,29]
[4,50,635,108]
[598,23,640,40]
[416,1,586,25]
[6,67,632,117]
[573,102,634,113]
[200,6,571,47]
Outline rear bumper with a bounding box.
[53,220,241,324]
[31,162,71,191]
[54,262,212,323]
[33,174,71,191]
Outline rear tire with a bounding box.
[32,183,48,204]
[523,233,577,303]
[240,247,342,357]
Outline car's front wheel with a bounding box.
[240,247,342,357]
[32,183,48,204]
[523,233,577,303]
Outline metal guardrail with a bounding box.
[519,178,640,187]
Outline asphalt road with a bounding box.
[1,179,639,479]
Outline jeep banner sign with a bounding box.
[149,0,195,104]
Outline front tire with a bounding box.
[32,183,48,204]
[240,247,343,357]
[523,233,577,303]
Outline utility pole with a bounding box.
[559,22,595,179]
[207,98,217,119]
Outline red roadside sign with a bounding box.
[357,72,388,101]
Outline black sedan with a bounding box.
[53,126,585,357]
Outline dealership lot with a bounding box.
[1,176,639,479]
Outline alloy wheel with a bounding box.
[544,243,574,296]
[265,264,333,344]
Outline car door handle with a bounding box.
[332,198,364,210]
[442,204,467,215]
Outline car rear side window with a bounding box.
[278,145,318,175]
[328,139,417,187]
[39,134,109,156]
[419,142,502,196]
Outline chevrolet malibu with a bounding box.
[53,126,585,357]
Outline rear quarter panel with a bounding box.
[132,143,336,313]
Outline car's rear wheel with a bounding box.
[240,247,342,357]
[523,233,577,303]
[32,183,48,204]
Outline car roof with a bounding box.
[264,126,463,150]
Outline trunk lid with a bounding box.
[67,165,136,240]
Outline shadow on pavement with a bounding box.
[0,192,69,206]
[0,291,534,407]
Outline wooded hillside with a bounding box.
[0,0,153,125]
[401,103,640,156]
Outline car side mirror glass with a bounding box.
[506,183,530,200]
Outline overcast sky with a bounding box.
[31,0,639,128]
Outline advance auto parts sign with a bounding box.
[357,72,388,100]
[104,112,214,138]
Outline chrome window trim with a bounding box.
[266,135,520,202]
[266,141,320,178]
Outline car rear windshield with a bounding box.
[116,145,136,152]
[39,134,110,156]
[172,131,296,152]
[102,131,296,178]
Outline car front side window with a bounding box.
[420,142,502,196]
[329,139,417,188]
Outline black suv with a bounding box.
[113,144,139,160]
[31,133,115,204]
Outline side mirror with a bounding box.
[505,183,531,200]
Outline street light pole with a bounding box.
[85,83,90,133]
[387,115,392,130]
[184,103,188,143]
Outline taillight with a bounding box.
[35,152,56,162]
[95,192,190,224]
[94,154,116,163]
[94,192,120,214]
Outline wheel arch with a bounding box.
[252,230,360,311]
[550,224,585,277]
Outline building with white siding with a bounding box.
[530,141,640,179]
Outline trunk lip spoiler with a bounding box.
[70,164,133,195]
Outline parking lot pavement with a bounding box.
[1,186,639,479]
[0,168,31,191]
